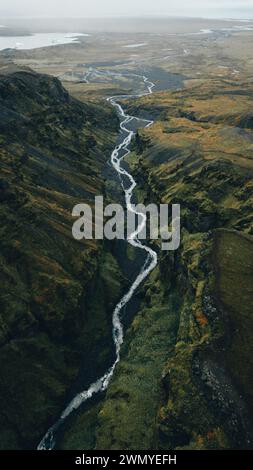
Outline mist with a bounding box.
[0,0,253,19]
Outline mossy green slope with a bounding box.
[80,79,253,450]
[0,69,120,449]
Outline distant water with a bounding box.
[123,43,148,48]
[0,32,89,51]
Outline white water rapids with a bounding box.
[38,73,157,450]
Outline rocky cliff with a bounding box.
[63,78,253,450]
[1,69,253,451]
[0,69,121,449]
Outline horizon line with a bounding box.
[1,14,253,21]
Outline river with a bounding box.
[38,71,157,450]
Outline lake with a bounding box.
[0,32,89,51]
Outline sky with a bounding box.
[0,0,253,19]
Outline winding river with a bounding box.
[38,72,157,450]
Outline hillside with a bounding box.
[1,64,253,451]
[0,69,121,449]
[62,78,253,450]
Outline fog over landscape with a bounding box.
[0,0,253,18]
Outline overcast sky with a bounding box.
[1,0,253,18]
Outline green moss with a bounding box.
[0,70,119,449]
[95,269,180,450]
[0,334,78,448]
[60,402,102,450]
[214,230,253,410]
